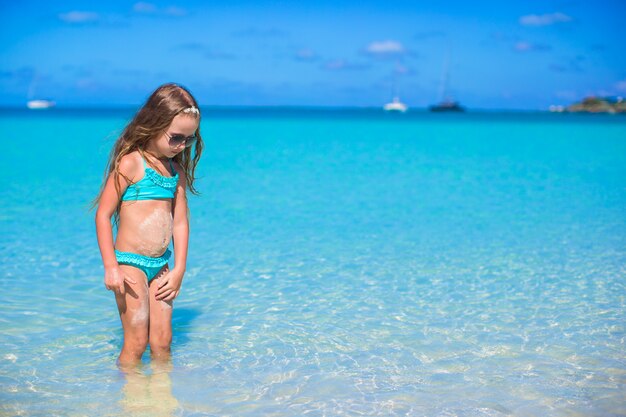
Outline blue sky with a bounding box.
[1,0,625,109]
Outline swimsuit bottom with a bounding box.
[115,249,172,282]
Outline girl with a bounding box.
[93,83,203,366]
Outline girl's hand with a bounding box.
[155,268,184,301]
[104,265,136,295]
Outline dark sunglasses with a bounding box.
[166,132,198,148]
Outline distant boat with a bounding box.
[429,100,464,112]
[549,105,565,113]
[26,71,55,109]
[384,65,408,113]
[384,96,408,112]
[429,50,465,112]
[27,99,55,109]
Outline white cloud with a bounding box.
[133,3,187,17]
[133,2,157,13]
[322,60,370,71]
[58,11,99,23]
[173,43,234,59]
[514,41,551,52]
[366,40,405,55]
[295,48,318,61]
[615,80,626,92]
[519,12,572,26]
[164,6,187,17]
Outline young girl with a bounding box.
[94,83,203,366]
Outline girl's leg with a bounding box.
[115,265,151,367]
[148,264,174,361]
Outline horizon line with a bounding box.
[0,104,577,113]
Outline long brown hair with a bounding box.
[91,83,204,222]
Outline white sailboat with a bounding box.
[27,99,55,109]
[383,68,408,112]
[384,97,407,112]
[26,72,55,109]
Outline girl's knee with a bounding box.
[125,332,149,351]
[149,332,172,352]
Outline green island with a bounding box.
[565,96,626,114]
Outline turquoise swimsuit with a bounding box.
[115,154,179,281]
[120,156,178,201]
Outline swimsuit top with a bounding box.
[121,154,179,201]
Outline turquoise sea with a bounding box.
[1,108,625,416]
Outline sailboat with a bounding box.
[429,99,463,112]
[27,100,55,109]
[383,66,408,112]
[429,51,465,112]
[26,72,55,109]
[384,96,407,112]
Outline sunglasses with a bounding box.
[165,132,198,148]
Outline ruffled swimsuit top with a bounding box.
[121,154,179,201]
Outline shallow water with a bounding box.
[1,109,625,416]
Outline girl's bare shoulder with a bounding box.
[117,151,143,180]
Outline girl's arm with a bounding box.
[156,163,188,301]
[95,155,138,293]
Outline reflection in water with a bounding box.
[119,360,179,417]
